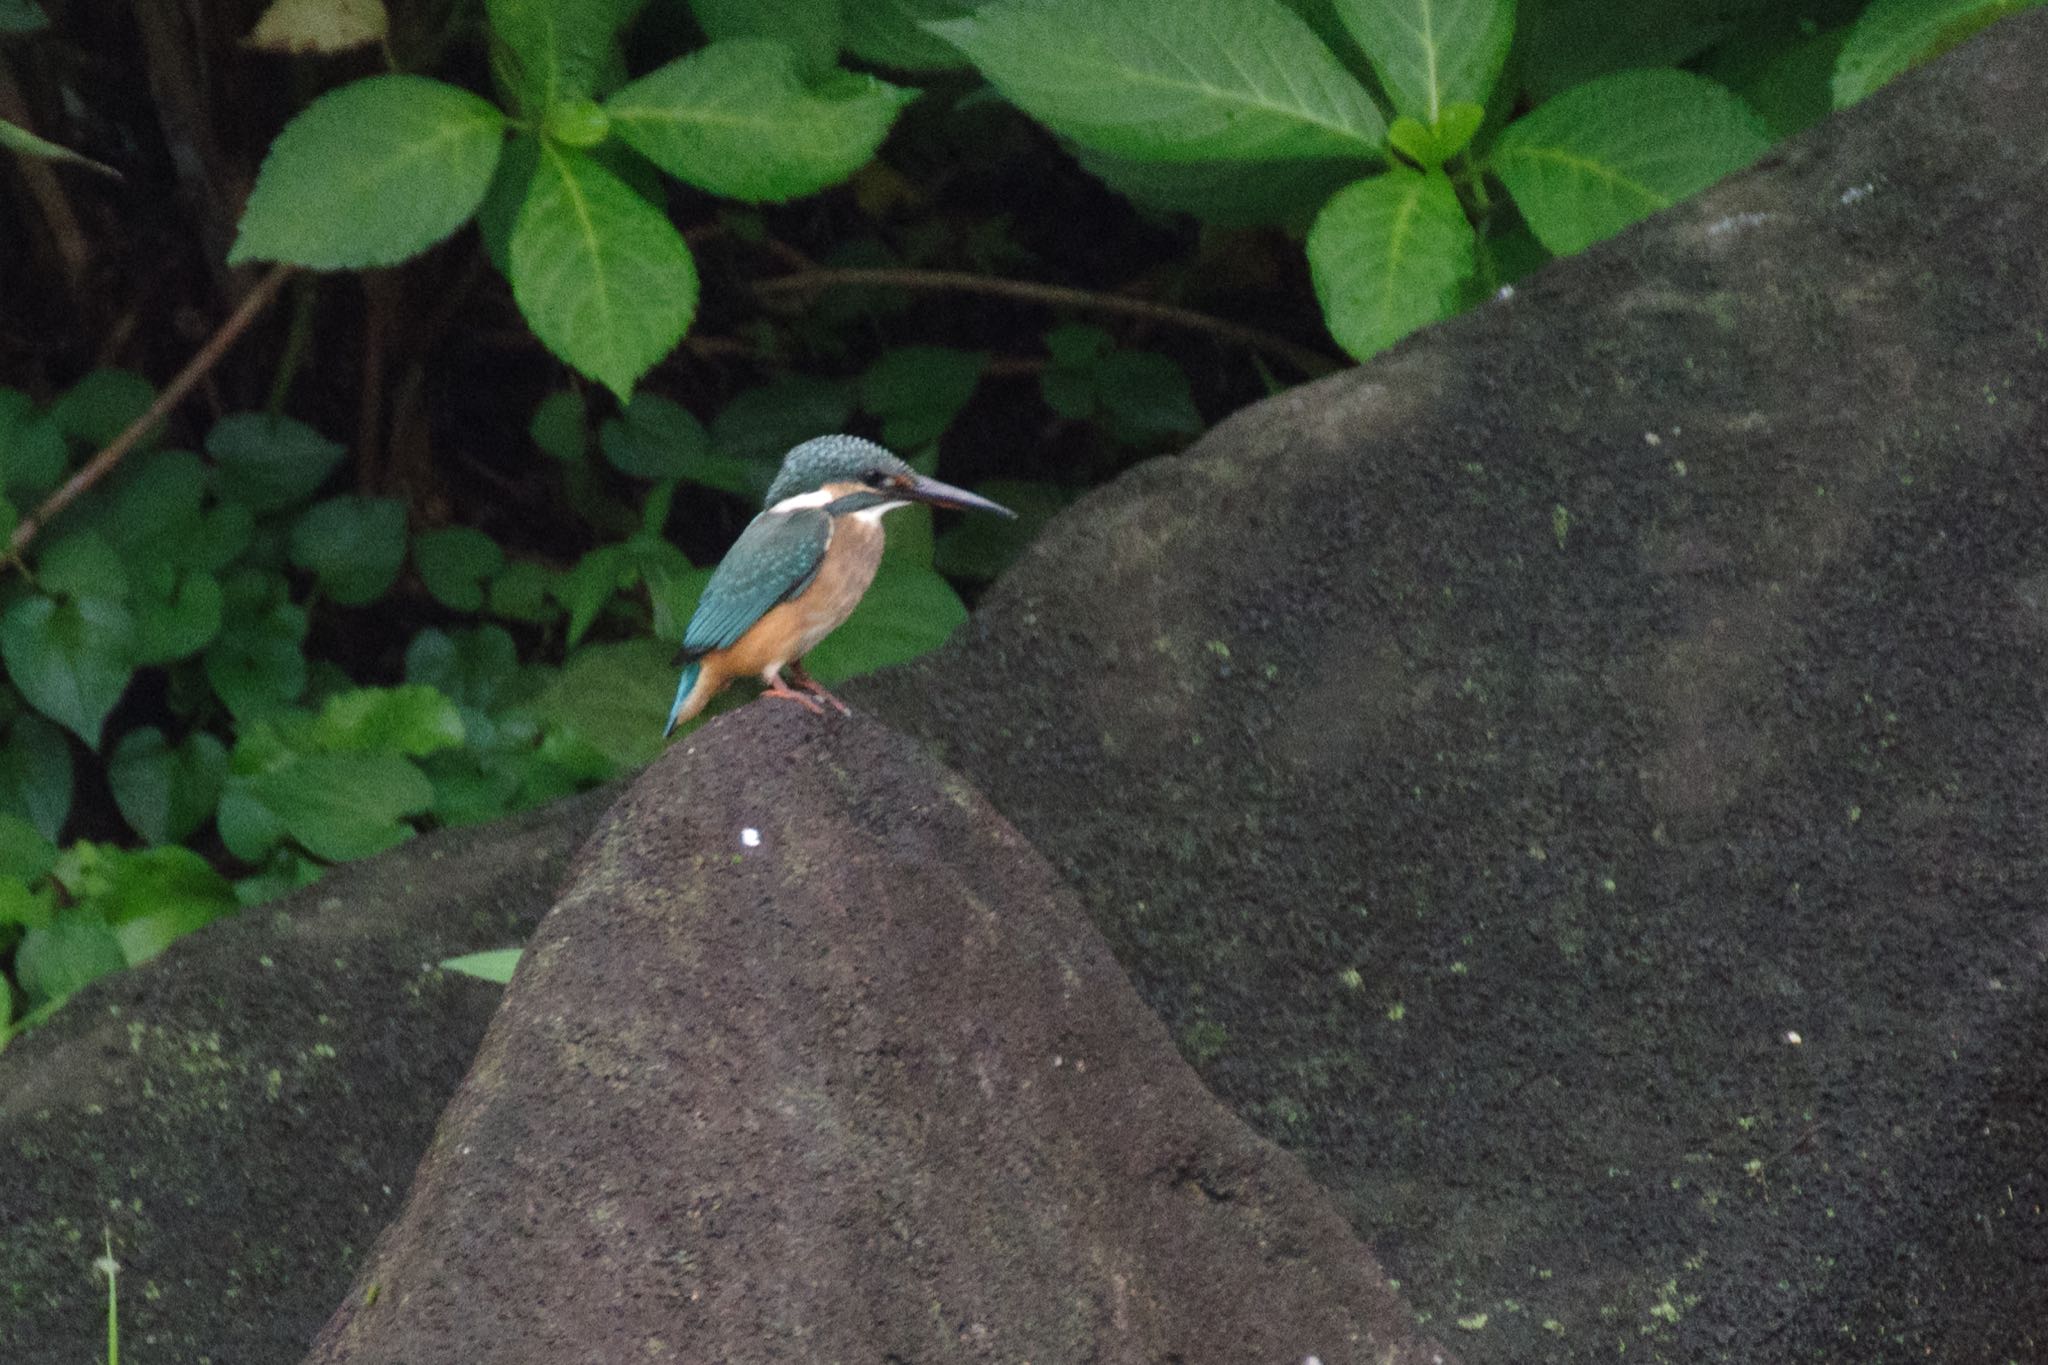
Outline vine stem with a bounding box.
[9,262,297,560]
[755,266,1340,377]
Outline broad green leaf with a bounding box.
[1095,349,1202,443]
[691,0,842,77]
[932,478,1071,581]
[0,712,71,839]
[803,563,966,683]
[233,850,325,906]
[16,911,126,1007]
[216,785,288,864]
[507,144,698,402]
[489,559,561,623]
[1513,0,1732,102]
[405,625,520,711]
[108,450,205,555]
[530,388,588,462]
[441,947,524,982]
[1074,144,1366,226]
[49,369,155,448]
[230,75,506,269]
[846,0,974,69]
[207,412,347,510]
[0,114,119,178]
[1334,0,1513,123]
[0,0,48,34]
[1833,0,2041,107]
[860,346,985,449]
[0,813,55,880]
[37,531,128,601]
[131,567,224,665]
[1708,22,1846,141]
[240,752,433,861]
[1308,167,1475,360]
[204,599,309,721]
[607,39,914,203]
[415,527,505,611]
[1489,70,1769,256]
[0,389,66,495]
[90,845,237,964]
[710,376,855,467]
[557,543,634,648]
[245,0,391,54]
[290,495,408,605]
[1,595,134,748]
[531,637,672,768]
[313,684,466,756]
[600,392,705,479]
[932,0,1386,164]
[109,727,228,844]
[0,875,54,931]
[486,0,642,114]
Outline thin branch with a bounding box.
[755,266,1340,377]
[9,262,296,560]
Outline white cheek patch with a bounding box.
[767,487,838,513]
[851,500,908,525]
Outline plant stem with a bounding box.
[8,262,296,561]
[756,267,1340,377]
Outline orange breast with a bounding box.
[715,514,885,681]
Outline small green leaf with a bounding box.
[0,712,71,840]
[710,376,856,466]
[1,595,135,748]
[204,598,309,721]
[557,543,633,648]
[489,560,561,623]
[37,530,129,601]
[0,812,56,880]
[0,114,119,178]
[530,638,672,770]
[91,845,237,965]
[239,752,434,861]
[802,563,967,683]
[1832,0,2040,107]
[1333,0,1514,124]
[508,144,699,402]
[0,875,55,931]
[216,785,288,864]
[485,0,640,114]
[0,389,66,496]
[607,39,914,203]
[207,412,347,510]
[405,625,520,711]
[109,727,229,844]
[600,392,706,480]
[49,369,155,448]
[530,387,588,462]
[230,75,507,269]
[131,568,224,665]
[15,911,126,1007]
[290,496,408,605]
[1387,116,1434,167]
[860,346,985,449]
[1095,350,1202,443]
[543,97,611,148]
[441,947,523,983]
[1489,70,1770,256]
[1433,102,1484,160]
[312,684,466,756]
[690,0,842,77]
[1308,167,1476,361]
[932,0,1385,164]
[415,527,505,611]
[845,0,975,69]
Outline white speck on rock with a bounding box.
[1785,1030,1803,1046]
[1841,182,1874,205]
[741,827,761,848]
[1705,211,1770,236]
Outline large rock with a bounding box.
[854,15,2048,1362]
[0,791,612,1365]
[303,707,1447,1365]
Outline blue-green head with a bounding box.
[763,435,1016,519]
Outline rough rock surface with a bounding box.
[853,16,2048,1362]
[303,707,1448,1365]
[0,791,612,1365]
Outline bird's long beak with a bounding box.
[901,474,1016,518]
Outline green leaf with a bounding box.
[239,752,433,861]
[233,850,324,907]
[710,376,856,468]
[0,712,71,840]
[441,947,524,983]
[607,40,914,203]
[232,75,505,268]
[1489,70,1770,256]
[803,563,967,683]
[0,0,49,34]
[0,812,55,880]
[485,0,641,114]
[405,625,520,712]
[932,0,1385,164]
[1513,0,1732,102]
[530,387,588,462]
[1095,350,1202,443]
[557,543,633,648]
[508,144,699,402]
[90,845,237,965]
[108,450,206,555]
[312,684,466,756]
[489,560,562,623]
[1,595,134,748]
[1072,144,1367,227]
[529,638,671,769]
[860,346,985,449]
[204,597,309,721]
[691,0,842,77]
[15,911,126,1007]
[933,478,1072,581]
[600,392,706,479]
[1832,0,2040,107]
[215,785,287,864]
[845,0,975,69]
[290,496,408,605]
[1308,167,1475,361]
[207,412,347,510]
[0,875,54,931]
[415,527,506,611]
[37,530,128,601]
[109,727,228,844]
[0,114,119,178]
[49,369,155,448]
[1334,0,1513,124]
[0,390,66,496]
[131,568,224,665]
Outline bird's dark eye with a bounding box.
[862,469,888,487]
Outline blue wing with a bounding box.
[677,508,832,660]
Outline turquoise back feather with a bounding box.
[664,660,702,737]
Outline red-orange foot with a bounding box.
[760,678,826,715]
[786,662,853,715]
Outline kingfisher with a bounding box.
[664,434,1015,735]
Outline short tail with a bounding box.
[664,660,705,737]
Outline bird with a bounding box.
[664,434,1015,735]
